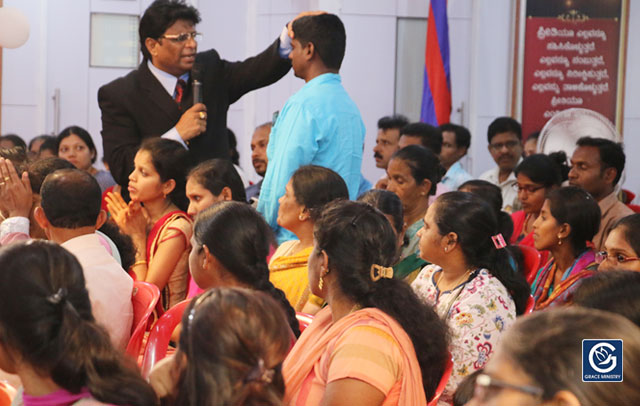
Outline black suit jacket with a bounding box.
[98,39,291,187]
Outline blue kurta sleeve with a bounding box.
[257,101,319,241]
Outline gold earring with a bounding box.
[444,247,448,252]
[298,213,305,221]
[318,267,327,290]
[557,236,563,246]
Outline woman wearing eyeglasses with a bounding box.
[530,187,601,310]
[596,214,640,272]
[510,153,568,259]
[466,307,640,406]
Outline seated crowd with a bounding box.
[2,109,639,406]
[1,0,639,398]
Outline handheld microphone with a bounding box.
[192,63,203,104]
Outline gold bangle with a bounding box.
[132,260,147,267]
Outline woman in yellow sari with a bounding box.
[269,165,349,312]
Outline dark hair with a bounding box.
[612,214,640,256]
[227,128,240,166]
[57,126,97,164]
[453,369,482,406]
[546,186,601,257]
[576,136,626,186]
[98,222,137,271]
[401,122,443,154]
[457,180,514,242]
[0,133,27,150]
[514,152,569,187]
[188,159,247,203]
[27,157,75,193]
[41,169,102,229]
[139,138,190,211]
[0,241,157,405]
[139,0,201,60]
[357,189,404,235]
[573,270,640,327]
[39,137,59,156]
[314,200,449,401]
[193,202,300,337]
[377,114,409,131]
[391,145,444,196]
[439,123,471,150]
[434,192,531,315]
[291,165,349,221]
[502,307,640,406]
[0,146,28,173]
[527,131,540,141]
[175,288,290,406]
[487,116,522,143]
[29,134,55,151]
[291,14,346,70]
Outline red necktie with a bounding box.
[174,79,187,105]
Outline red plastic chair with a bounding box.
[427,352,453,406]
[524,295,536,314]
[125,281,160,359]
[141,299,190,378]
[518,245,542,285]
[0,382,16,406]
[295,312,314,333]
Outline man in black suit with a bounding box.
[98,0,292,190]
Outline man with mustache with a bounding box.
[439,123,473,190]
[246,122,271,204]
[479,117,523,213]
[98,0,296,195]
[568,137,633,250]
[373,115,408,189]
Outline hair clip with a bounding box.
[370,264,394,282]
[186,289,217,333]
[491,233,507,249]
[46,287,67,305]
[245,358,275,384]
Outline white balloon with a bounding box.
[0,7,30,49]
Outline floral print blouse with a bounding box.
[411,265,516,404]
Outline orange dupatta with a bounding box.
[283,307,426,406]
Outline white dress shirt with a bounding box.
[62,233,134,350]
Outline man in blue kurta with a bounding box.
[258,13,365,242]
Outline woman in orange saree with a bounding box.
[283,201,448,406]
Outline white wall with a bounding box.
[0,0,47,138]
[2,0,639,196]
